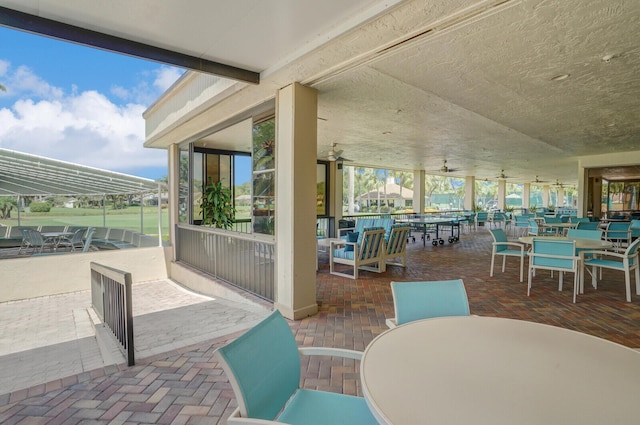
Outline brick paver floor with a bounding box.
[2,228,640,423]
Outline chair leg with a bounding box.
[624,269,631,302]
[490,253,495,277]
[635,266,640,296]
[572,271,578,303]
[519,255,524,283]
[527,266,533,296]
[501,255,506,273]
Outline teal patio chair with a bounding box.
[330,228,385,279]
[631,219,640,239]
[489,228,526,282]
[386,279,470,328]
[576,221,600,230]
[579,238,640,302]
[569,217,590,224]
[528,219,556,236]
[566,228,603,240]
[18,229,56,254]
[214,310,378,425]
[604,221,631,249]
[57,227,87,251]
[527,239,579,302]
[475,212,489,230]
[513,215,530,236]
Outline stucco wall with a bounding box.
[1,246,169,302]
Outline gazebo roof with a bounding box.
[0,148,162,196]
[358,183,414,200]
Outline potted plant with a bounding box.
[201,177,236,229]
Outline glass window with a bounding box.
[178,147,188,223]
[252,118,275,234]
[317,163,328,216]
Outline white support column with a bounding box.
[542,185,550,208]
[523,183,531,210]
[333,162,343,237]
[274,82,319,320]
[464,176,475,210]
[168,144,180,259]
[413,170,425,214]
[497,180,506,211]
[557,188,564,208]
[577,166,588,217]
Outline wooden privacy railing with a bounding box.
[90,262,135,366]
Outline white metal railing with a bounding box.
[175,224,275,301]
[90,262,135,366]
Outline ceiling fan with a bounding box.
[440,160,459,173]
[495,169,512,179]
[321,143,352,162]
[532,175,550,184]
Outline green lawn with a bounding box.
[1,206,169,239]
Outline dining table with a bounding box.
[361,316,640,425]
[41,231,74,250]
[518,235,612,250]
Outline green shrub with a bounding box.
[29,202,51,213]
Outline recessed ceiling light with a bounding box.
[550,74,570,81]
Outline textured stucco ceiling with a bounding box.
[4,0,640,185]
[314,0,640,184]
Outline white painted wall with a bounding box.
[1,247,169,302]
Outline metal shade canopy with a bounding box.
[0,148,162,196]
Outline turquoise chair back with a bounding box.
[566,229,602,240]
[606,221,631,241]
[544,216,562,224]
[531,239,576,270]
[215,311,300,420]
[489,228,508,253]
[576,221,599,230]
[569,217,590,224]
[391,280,470,326]
[626,238,640,267]
[630,220,640,238]
[476,212,489,223]
[83,227,95,252]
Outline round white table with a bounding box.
[361,316,640,425]
[518,235,612,249]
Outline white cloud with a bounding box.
[0,59,9,77]
[12,65,64,99]
[0,62,184,178]
[0,87,166,175]
[110,85,130,100]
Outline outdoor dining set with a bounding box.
[489,216,640,303]
[214,279,640,425]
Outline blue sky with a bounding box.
[0,26,184,180]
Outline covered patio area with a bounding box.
[1,229,639,422]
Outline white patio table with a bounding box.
[361,316,640,425]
